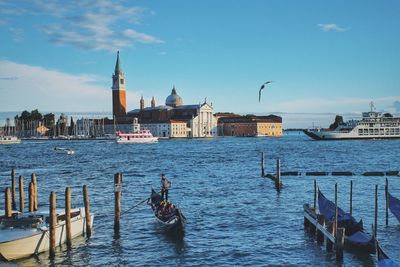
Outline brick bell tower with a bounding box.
[112,51,127,118]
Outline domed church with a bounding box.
[127,85,217,138]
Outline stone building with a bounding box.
[217,114,283,137]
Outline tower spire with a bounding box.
[115,51,122,74]
[140,95,145,111]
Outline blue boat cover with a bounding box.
[318,189,372,245]
[388,192,400,223]
[378,243,400,267]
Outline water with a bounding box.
[1,133,400,266]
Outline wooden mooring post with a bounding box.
[374,184,378,238]
[313,180,317,210]
[350,180,353,217]
[29,182,34,212]
[275,159,281,191]
[334,183,338,243]
[19,175,24,212]
[11,169,16,210]
[385,178,389,226]
[261,152,265,177]
[5,187,12,218]
[31,173,38,211]
[49,192,56,258]
[316,214,325,243]
[336,228,345,260]
[65,187,72,247]
[114,173,122,233]
[83,185,92,237]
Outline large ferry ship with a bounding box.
[304,104,400,140]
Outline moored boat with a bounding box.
[147,189,186,232]
[388,192,400,223]
[304,103,400,140]
[318,189,375,253]
[377,242,400,267]
[54,147,75,155]
[0,208,93,261]
[0,136,21,145]
[116,130,158,144]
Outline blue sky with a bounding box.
[0,0,399,126]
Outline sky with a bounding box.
[0,0,399,127]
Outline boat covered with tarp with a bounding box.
[377,242,400,267]
[388,192,400,223]
[148,189,186,232]
[318,189,375,253]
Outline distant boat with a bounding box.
[0,208,93,261]
[377,242,400,267]
[147,189,186,232]
[304,103,400,140]
[318,189,375,253]
[0,136,21,145]
[54,147,75,155]
[116,130,158,144]
[388,192,400,223]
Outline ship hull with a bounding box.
[303,130,400,140]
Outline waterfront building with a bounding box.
[112,51,127,119]
[128,87,218,138]
[140,120,187,138]
[217,115,283,137]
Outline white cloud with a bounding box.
[0,60,139,112]
[2,0,163,52]
[123,29,163,44]
[317,23,348,32]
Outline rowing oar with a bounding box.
[121,197,149,216]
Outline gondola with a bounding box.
[377,242,400,267]
[318,189,375,253]
[148,189,186,232]
[388,192,400,223]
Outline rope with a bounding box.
[120,197,149,216]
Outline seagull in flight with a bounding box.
[259,81,273,102]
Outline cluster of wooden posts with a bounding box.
[2,169,92,259]
[303,181,346,260]
[303,178,395,261]
[260,152,282,191]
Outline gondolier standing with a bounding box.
[161,173,171,201]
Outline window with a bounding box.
[120,79,124,84]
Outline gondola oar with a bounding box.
[121,197,149,216]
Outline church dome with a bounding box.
[165,86,183,107]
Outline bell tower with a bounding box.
[112,51,127,118]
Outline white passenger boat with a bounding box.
[0,136,21,145]
[304,103,400,140]
[0,208,93,261]
[116,130,158,144]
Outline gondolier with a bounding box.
[161,173,171,201]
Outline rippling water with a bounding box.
[1,133,400,266]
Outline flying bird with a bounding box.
[258,81,273,102]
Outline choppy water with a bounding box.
[1,133,400,266]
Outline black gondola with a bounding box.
[318,189,375,253]
[377,242,400,267]
[147,189,186,232]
